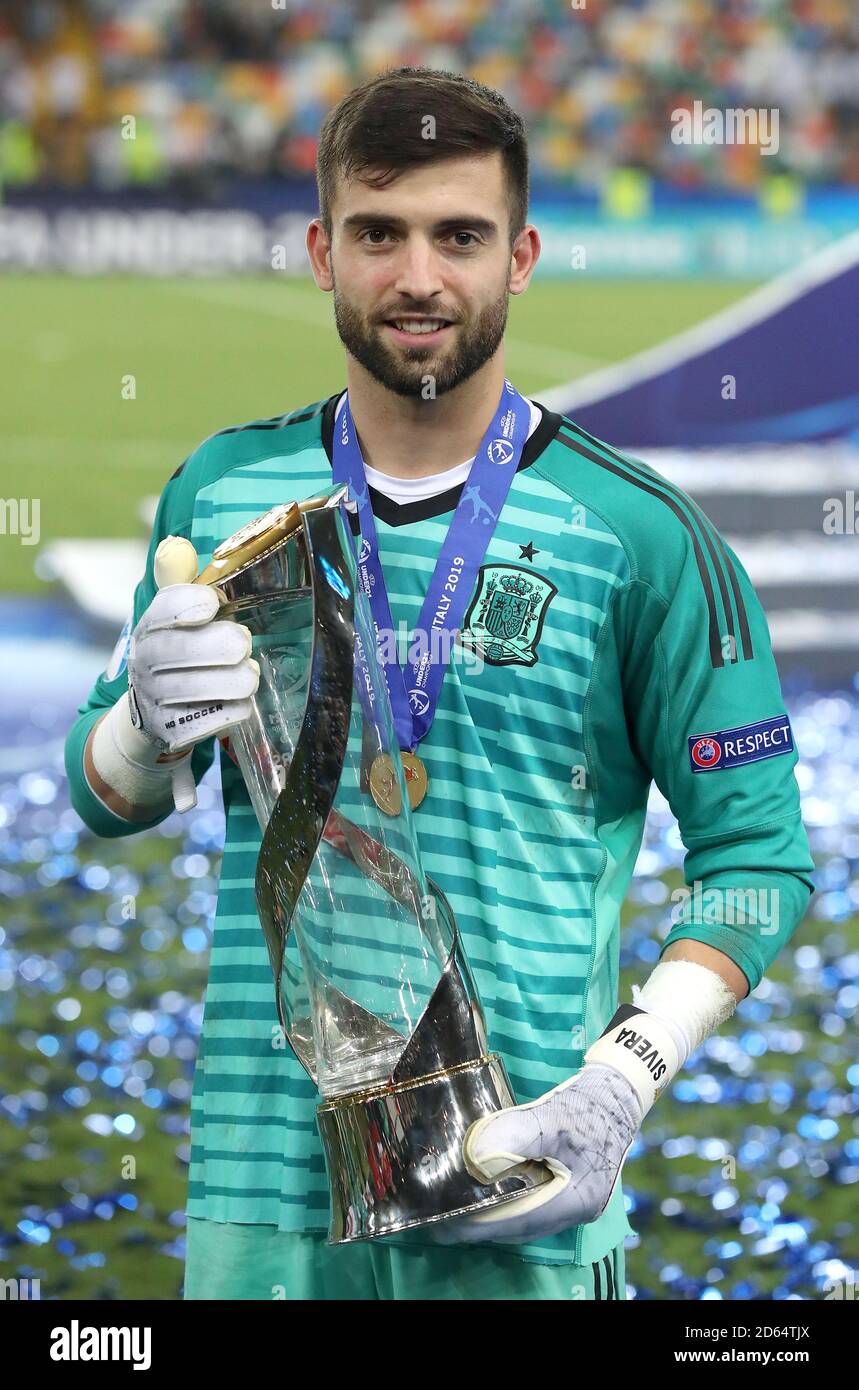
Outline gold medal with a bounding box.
[401,751,428,810]
[369,751,429,815]
[369,754,401,816]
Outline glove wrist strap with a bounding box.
[584,1004,681,1116]
[91,694,191,809]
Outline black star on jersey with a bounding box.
[519,541,540,562]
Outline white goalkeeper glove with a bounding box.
[431,959,737,1245]
[90,536,259,814]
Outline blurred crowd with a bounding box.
[1,0,858,197]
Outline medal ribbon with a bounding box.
[332,380,531,751]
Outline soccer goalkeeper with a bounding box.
[65,67,815,1302]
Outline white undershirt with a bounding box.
[333,391,542,504]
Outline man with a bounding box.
[65,67,815,1301]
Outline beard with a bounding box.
[332,280,509,398]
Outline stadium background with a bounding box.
[1,0,857,1301]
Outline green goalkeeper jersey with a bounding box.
[65,394,815,1267]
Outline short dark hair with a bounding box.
[316,67,529,244]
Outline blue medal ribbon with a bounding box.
[333,380,532,753]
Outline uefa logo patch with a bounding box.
[690,737,722,768]
[688,715,794,772]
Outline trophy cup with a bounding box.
[196,486,550,1242]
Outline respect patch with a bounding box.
[688,714,794,772]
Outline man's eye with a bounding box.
[448,231,479,247]
[361,228,391,245]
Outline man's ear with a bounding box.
[509,224,541,296]
[306,218,334,291]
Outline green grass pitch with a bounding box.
[0,274,757,594]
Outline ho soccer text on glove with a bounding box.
[90,536,260,814]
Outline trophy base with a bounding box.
[317,1052,552,1244]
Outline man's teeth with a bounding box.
[393,320,446,334]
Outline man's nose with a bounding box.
[392,236,444,302]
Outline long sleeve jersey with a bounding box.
[65,394,816,1266]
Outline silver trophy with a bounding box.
[197,486,550,1242]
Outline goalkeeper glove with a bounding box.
[90,536,259,813]
[431,958,737,1245]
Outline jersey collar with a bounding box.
[319,390,563,527]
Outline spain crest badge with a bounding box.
[460,563,557,667]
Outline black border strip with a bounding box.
[575,420,754,661]
[557,430,727,668]
[604,1253,615,1301]
[561,421,753,663]
[217,401,327,436]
